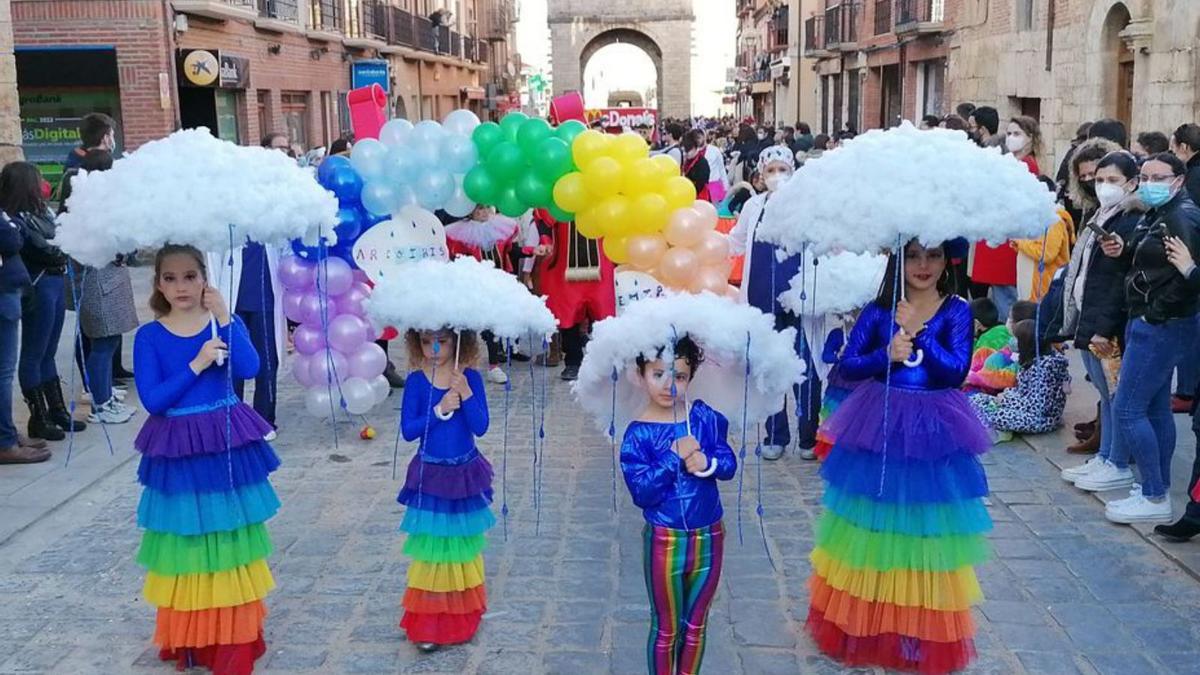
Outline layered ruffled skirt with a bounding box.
[135,402,279,674]
[813,366,859,461]
[397,450,495,644]
[807,380,992,673]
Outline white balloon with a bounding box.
[442,109,481,136]
[444,179,476,218]
[360,181,398,216]
[369,374,392,404]
[416,170,455,210]
[394,184,419,209]
[341,377,376,415]
[443,135,478,175]
[304,386,333,418]
[411,120,446,149]
[384,147,418,184]
[412,139,442,170]
[349,138,387,181]
[379,118,414,147]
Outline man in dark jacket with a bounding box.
[63,113,116,171]
[1171,123,1200,206]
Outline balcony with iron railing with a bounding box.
[895,0,945,34]
[481,0,515,41]
[873,0,892,35]
[257,0,297,21]
[309,0,343,35]
[824,4,841,49]
[803,15,829,57]
[171,0,258,22]
[344,0,387,44]
[840,1,859,48]
[768,16,789,53]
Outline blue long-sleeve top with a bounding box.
[620,400,737,530]
[821,327,846,365]
[839,296,973,391]
[401,368,489,461]
[133,316,260,416]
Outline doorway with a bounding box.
[880,65,901,128]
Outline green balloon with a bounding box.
[496,185,527,218]
[517,118,553,159]
[499,112,529,141]
[486,141,525,179]
[548,204,574,223]
[463,166,500,205]
[515,172,553,207]
[472,122,504,157]
[534,137,573,182]
[555,120,587,147]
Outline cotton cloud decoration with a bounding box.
[758,122,1059,255]
[364,257,556,340]
[574,292,804,436]
[779,250,887,317]
[57,128,339,267]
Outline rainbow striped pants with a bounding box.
[642,521,725,675]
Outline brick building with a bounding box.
[12,0,516,181]
[735,0,821,129]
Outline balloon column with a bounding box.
[463,112,584,218]
[621,200,735,297]
[279,254,391,418]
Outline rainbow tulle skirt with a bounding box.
[807,380,993,673]
[813,367,859,461]
[135,401,278,675]
[397,450,495,645]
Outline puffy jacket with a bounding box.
[14,207,68,277]
[0,212,29,292]
[1069,196,1145,347]
[1123,190,1200,324]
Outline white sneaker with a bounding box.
[1073,461,1135,492]
[1105,484,1143,510]
[798,446,817,461]
[486,367,509,385]
[110,400,137,417]
[81,387,126,404]
[1061,455,1105,483]
[86,400,134,425]
[264,429,277,442]
[761,444,785,460]
[1105,493,1172,524]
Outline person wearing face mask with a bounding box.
[727,147,820,460]
[680,129,713,201]
[1058,151,1144,479]
[1168,123,1200,413]
[1094,152,1200,524]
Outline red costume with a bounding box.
[532,209,615,329]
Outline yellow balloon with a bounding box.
[603,236,630,264]
[612,133,649,165]
[649,154,681,178]
[631,192,670,234]
[583,156,622,199]
[572,130,612,169]
[575,206,604,239]
[552,172,589,214]
[661,176,698,211]
[622,158,664,197]
[594,194,633,236]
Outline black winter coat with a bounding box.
[1071,206,1142,348]
[1123,191,1200,324]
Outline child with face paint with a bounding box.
[620,336,736,675]
[396,329,493,652]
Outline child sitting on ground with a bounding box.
[965,300,1037,394]
[969,318,1070,440]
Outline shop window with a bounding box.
[257,90,270,140]
[917,59,946,119]
[281,91,310,150]
[215,90,242,144]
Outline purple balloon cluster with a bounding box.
[278,254,390,418]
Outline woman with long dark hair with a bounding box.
[0,169,43,463]
[0,162,86,441]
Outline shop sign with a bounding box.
[177,49,249,89]
[19,89,121,164]
[585,107,658,132]
[351,60,390,93]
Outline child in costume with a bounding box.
[620,336,736,675]
[397,329,493,652]
[969,318,1070,437]
[133,244,279,675]
[812,313,864,460]
[808,240,992,674]
[964,300,1037,394]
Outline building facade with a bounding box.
[734,0,821,129]
[12,0,516,180]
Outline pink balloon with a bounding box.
[309,348,349,384]
[691,200,719,227]
[315,257,354,296]
[347,342,388,379]
[291,353,315,387]
[293,322,326,356]
[626,234,668,271]
[693,231,731,267]
[689,266,729,295]
[282,290,308,324]
[658,246,699,289]
[337,283,371,317]
[664,208,706,248]
[328,314,368,354]
[298,292,325,325]
[278,255,316,291]
[352,269,372,285]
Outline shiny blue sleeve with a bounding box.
[460,369,489,437]
[620,426,679,509]
[400,372,432,442]
[225,316,260,381]
[702,407,737,481]
[838,305,891,381]
[912,299,973,387]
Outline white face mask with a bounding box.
[1005,133,1028,154]
[1095,182,1127,208]
[764,173,790,192]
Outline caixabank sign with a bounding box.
[177,49,250,89]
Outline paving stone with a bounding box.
[1016,650,1086,674]
[541,649,609,675]
[264,644,329,670]
[1084,652,1164,675]
[739,648,800,674]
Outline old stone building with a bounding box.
[735,0,822,128]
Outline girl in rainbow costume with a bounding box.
[133,245,279,675]
[808,240,992,673]
[397,328,493,652]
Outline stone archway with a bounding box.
[548,0,694,117]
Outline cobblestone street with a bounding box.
[0,345,1199,675]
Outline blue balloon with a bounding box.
[317,155,352,183]
[291,238,329,261]
[365,212,390,227]
[320,160,364,204]
[330,240,358,268]
[335,206,364,242]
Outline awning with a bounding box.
[751,81,773,94]
[461,85,486,100]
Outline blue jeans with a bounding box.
[1114,316,1197,499]
[0,291,21,447]
[19,274,66,391]
[1174,329,1200,397]
[85,335,120,406]
[1080,350,1124,467]
[764,316,821,449]
[989,284,1018,322]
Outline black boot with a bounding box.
[1154,518,1200,542]
[23,387,65,442]
[42,380,86,433]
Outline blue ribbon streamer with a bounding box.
[736,331,750,546]
[877,235,904,498]
[536,335,548,536]
[609,365,619,512]
[501,339,512,540]
[64,265,114,466]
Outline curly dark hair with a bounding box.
[404,328,480,371]
[636,335,705,379]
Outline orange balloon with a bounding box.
[693,231,731,266]
[631,192,670,234]
[662,176,698,211]
[689,266,729,295]
[664,207,707,248]
[575,206,604,238]
[658,246,699,288]
[691,199,718,223]
[650,154,680,178]
[625,234,668,270]
[603,236,630,264]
